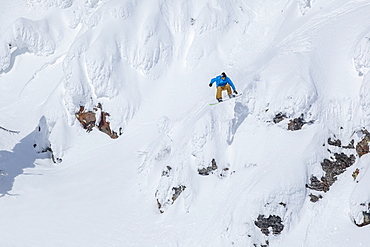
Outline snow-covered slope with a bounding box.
[1,0,370,246]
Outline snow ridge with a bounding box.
[1,0,370,246]
[0,18,55,71]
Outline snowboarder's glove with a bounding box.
[233,90,238,94]
[209,83,212,87]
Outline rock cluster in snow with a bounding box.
[306,136,356,198]
[273,112,311,131]
[287,114,308,131]
[75,104,120,139]
[254,214,284,236]
[303,128,370,228]
[307,152,355,192]
[155,165,186,214]
[1,0,370,246]
[350,130,370,227]
[197,158,218,176]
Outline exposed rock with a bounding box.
[279,202,287,207]
[155,184,186,214]
[75,106,96,132]
[356,139,369,157]
[75,104,119,138]
[33,143,52,153]
[98,111,118,139]
[306,152,355,193]
[219,167,230,178]
[161,166,172,177]
[156,199,163,213]
[155,166,186,214]
[190,18,196,25]
[328,138,341,147]
[272,112,313,130]
[343,139,355,149]
[254,215,284,236]
[306,175,329,192]
[355,203,370,227]
[51,154,62,164]
[307,133,359,202]
[356,129,370,157]
[171,185,186,202]
[273,112,287,124]
[357,211,370,227]
[198,158,218,176]
[326,135,354,149]
[309,193,323,203]
[287,115,306,131]
[254,241,269,247]
[324,153,355,175]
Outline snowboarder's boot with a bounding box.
[217,98,223,102]
[229,94,235,99]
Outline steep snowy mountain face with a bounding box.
[0,0,370,246]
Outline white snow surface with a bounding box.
[0,0,370,246]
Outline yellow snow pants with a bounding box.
[216,85,232,99]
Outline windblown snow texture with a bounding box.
[0,0,370,246]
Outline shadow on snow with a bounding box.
[0,129,50,196]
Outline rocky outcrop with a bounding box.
[309,193,323,202]
[254,215,284,236]
[327,137,354,149]
[75,106,96,132]
[355,204,370,227]
[272,112,312,131]
[322,130,370,228]
[306,136,356,202]
[327,137,342,147]
[156,184,186,214]
[98,110,119,139]
[356,129,370,157]
[75,103,119,138]
[359,211,370,227]
[253,241,270,247]
[155,166,186,214]
[287,115,306,131]
[307,152,355,194]
[273,112,287,124]
[198,158,218,176]
[171,185,186,202]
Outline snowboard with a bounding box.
[209,93,242,106]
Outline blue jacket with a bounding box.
[210,76,236,90]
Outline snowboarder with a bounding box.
[209,72,238,102]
